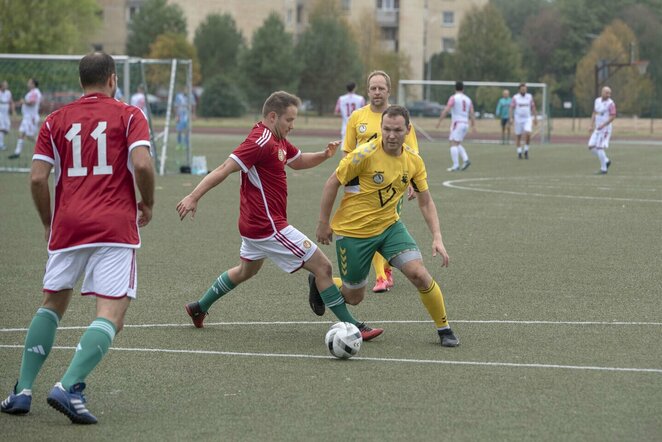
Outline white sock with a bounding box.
[450,146,459,169]
[597,149,608,171]
[14,138,24,155]
[458,145,469,162]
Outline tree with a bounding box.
[194,13,245,82]
[491,0,549,38]
[574,20,653,115]
[126,0,187,57]
[238,13,299,112]
[198,74,247,117]
[297,2,362,114]
[147,33,202,87]
[0,0,100,53]
[450,4,522,82]
[520,7,565,80]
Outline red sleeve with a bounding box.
[34,116,54,161]
[126,109,151,150]
[231,138,263,171]
[284,139,300,161]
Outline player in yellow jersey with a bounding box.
[316,105,459,347]
[342,70,419,293]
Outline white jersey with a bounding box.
[593,97,616,129]
[0,89,12,115]
[21,88,41,118]
[445,92,473,123]
[335,92,365,121]
[511,93,535,121]
[130,92,147,113]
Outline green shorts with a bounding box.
[335,220,421,288]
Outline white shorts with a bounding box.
[513,118,532,136]
[19,115,39,137]
[240,225,317,273]
[43,247,138,299]
[588,127,612,149]
[0,112,10,132]
[449,121,468,142]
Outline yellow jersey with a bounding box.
[343,104,419,154]
[332,141,429,238]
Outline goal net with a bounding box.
[397,80,549,144]
[0,54,193,175]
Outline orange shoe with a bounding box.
[372,277,389,293]
[357,322,384,341]
[384,267,394,288]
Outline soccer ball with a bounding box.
[325,322,362,359]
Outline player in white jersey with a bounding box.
[0,80,14,150]
[509,83,537,159]
[9,78,41,159]
[436,81,475,171]
[334,82,365,151]
[588,86,616,174]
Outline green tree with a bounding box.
[0,0,100,53]
[491,0,549,38]
[238,13,299,112]
[198,74,247,117]
[126,0,187,57]
[297,1,362,114]
[574,20,653,115]
[450,4,522,82]
[194,13,245,82]
[147,33,202,86]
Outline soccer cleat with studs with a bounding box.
[372,277,389,293]
[47,382,97,424]
[384,267,394,289]
[185,301,208,328]
[446,166,459,172]
[461,160,471,171]
[356,322,384,341]
[308,273,326,316]
[1,383,32,415]
[438,328,460,347]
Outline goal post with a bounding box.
[397,80,550,144]
[0,53,193,175]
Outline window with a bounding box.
[442,38,456,53]
[442,11,454,26]
[377,0,399,10]
[296,4,304,24]
[287,8,293,24]
[382,27,397,41]
[341,0,351,11]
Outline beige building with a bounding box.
[94,0,487,81]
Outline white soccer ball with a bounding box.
[325,322,362,359]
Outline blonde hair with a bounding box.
[367,70,391,91]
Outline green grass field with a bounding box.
[1,133,661,441]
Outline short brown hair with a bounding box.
[367,70,391,91]
[79,52,116,88]
[262,91,302,117]
[381,105,410,128]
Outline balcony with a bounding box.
[376,9,398,27]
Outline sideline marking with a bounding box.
[0,344,660,374]
[1,319,661,333]
[442,177,662,203]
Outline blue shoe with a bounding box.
[47,382,97,424]
[1,383,32,415]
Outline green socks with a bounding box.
[60,318,116,390]
[319,284,358,325]
[199,271,236,312]
[16,308,60,391]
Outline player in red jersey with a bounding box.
[1,52,155,424]
[177,91,383,341]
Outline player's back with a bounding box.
[338,93,365,120]
[36,93,151,251]
[448,93,472,123]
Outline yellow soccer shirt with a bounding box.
[343,105,419,154]
[332,141,429,238]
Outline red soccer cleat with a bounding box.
[384,267,394,289]
[372,277,389,293]
[185,301,208,328]
[357,322,384,341]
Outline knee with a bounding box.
[342,288,365,306]
[404,266,430,289]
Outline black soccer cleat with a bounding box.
[308,273,325,316]
[438,328,460,347]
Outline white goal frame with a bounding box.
[0,53,193,175]
[398,80,549,144]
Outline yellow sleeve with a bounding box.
[405,125,419,153]
[343,112,358,154]
[410,156,429,193]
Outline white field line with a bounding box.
[0,344,660,374]
[1,319,661,333]
[442,177,662,203]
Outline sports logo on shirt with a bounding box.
[358,124,367,134]
[303,240,311,249]
[373,172,384,184]
[278,148,285,162]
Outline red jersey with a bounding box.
[229,122,301,239]
[33,93,151,252]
